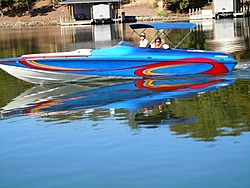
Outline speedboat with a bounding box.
[0,22,237,84]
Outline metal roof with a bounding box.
[60,0,120,4]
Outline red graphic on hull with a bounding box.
[135,58,229,76]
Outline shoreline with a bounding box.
[0,15,190,28]
[0,3,190,28]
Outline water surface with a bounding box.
[0,19,250,188]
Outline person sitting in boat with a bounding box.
[151,37,170,49]
[139,32,149,47]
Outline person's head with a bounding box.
[155,37,162,44]
[154,37,162,48]
[140,32,146,39]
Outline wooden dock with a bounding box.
[60,20,92,26]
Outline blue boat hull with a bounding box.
[0,45,237,84]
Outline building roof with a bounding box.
[60,0,120,4]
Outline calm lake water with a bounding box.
[0,18,250,188]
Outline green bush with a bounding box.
[156,10,168,17]
[147,2,158,9]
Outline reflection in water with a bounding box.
[191,18,250,61]
[213,19,245,53]
[0,19,250,142]
[1,75,249,141]
[1,18,250,62]
[60,24,122,50]
[0,24,123,58]
[135,77,250,141]
[0,76,233,117]
[0,21,250,188]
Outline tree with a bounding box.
[167,0,208,13]
[168,0,189,13]
[191,0,208,8]
[0,0,36,8]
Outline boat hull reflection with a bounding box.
[0,77,234,118]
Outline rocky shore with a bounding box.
[0,20,60,27]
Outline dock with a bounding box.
[189,9,213,20]
[60,20,92,26]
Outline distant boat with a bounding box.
[0,22,237,84]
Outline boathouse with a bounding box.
[60,0,122,25]
[190,0,249,19]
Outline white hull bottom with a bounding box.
[0,64,94,84]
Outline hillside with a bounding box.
[1,0,66,23]
[0,0,189,25]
